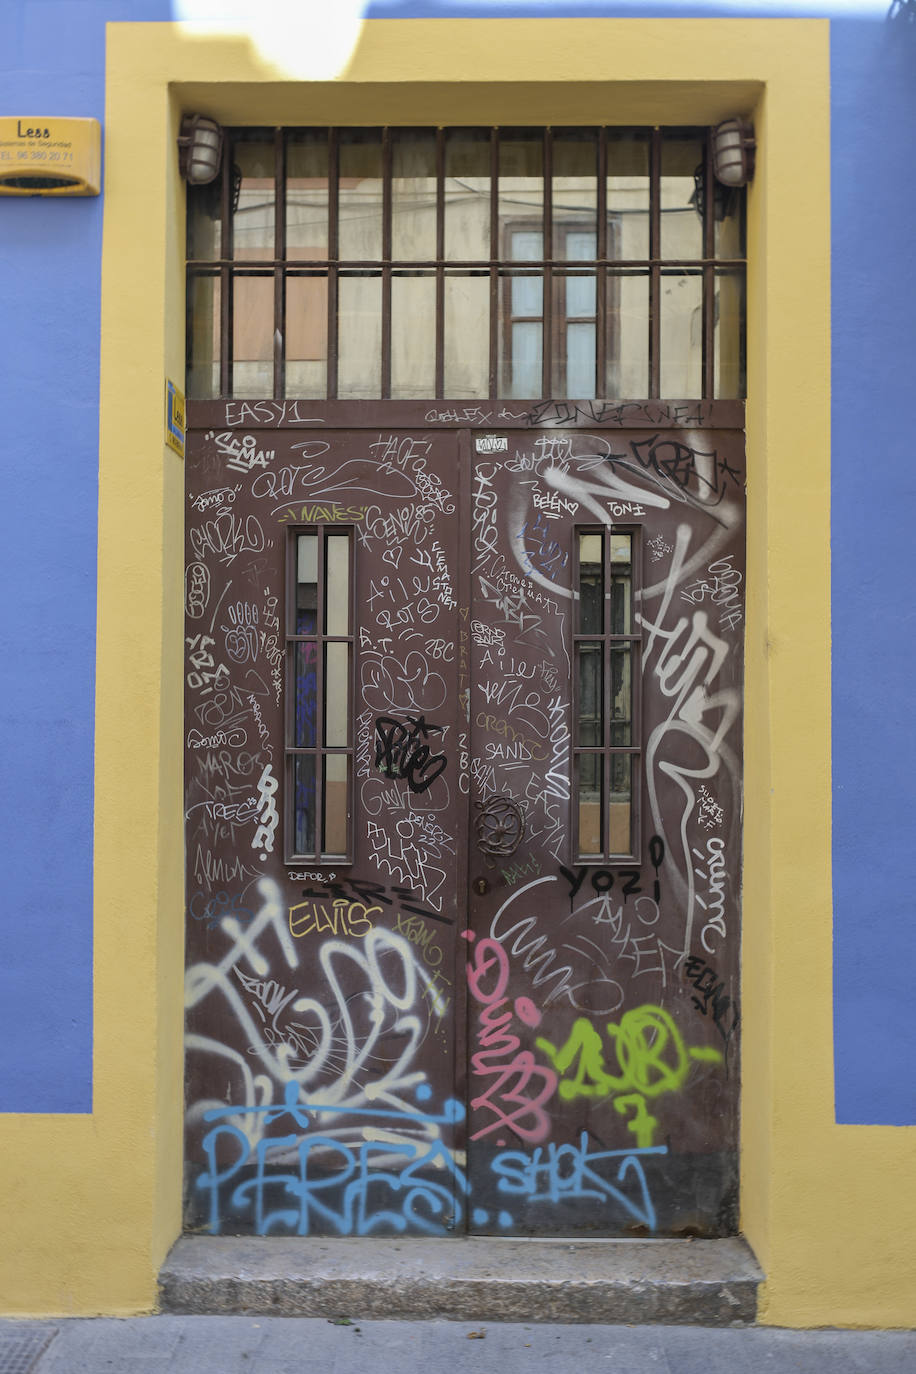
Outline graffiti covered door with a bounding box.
[183,404,744,1239]
[184,423,469,1238]
[463,418,744,1237]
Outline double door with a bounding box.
[183,410,744,1238]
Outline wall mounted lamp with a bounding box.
[177,114,223,186]
[712,118,755,188]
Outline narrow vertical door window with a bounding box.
[573,528,641,861]
[287,528,354,860]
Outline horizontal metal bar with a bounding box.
[189,257,746,270]
[285,748,353,756]
[571,746,642,756]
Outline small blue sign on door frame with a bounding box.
[165,378,185,458]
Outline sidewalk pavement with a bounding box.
[2,1316,915,1374]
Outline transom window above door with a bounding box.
[186,126,746,403]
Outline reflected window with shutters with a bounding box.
[286,528,354,861]
[573,527,641,862]
[501,226,611,399]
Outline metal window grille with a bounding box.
[186,126,746,403]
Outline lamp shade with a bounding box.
[712,118,755,188]
[178,114,223,186]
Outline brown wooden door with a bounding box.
[183,407,744,1239]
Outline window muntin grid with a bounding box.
[573,527,641,863]
[186,126,746,402]
[286,526,355,863]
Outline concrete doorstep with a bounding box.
[159,1236,763,1326]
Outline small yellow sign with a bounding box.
[0,117,101,196]
[165,380,186,459]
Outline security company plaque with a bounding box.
[0,118,101,196]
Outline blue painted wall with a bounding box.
[0,0,167,1113]
[830,14,916,1125]
[1,0,912,1123]
[0,2,106,1113]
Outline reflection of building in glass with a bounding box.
[187,127,746,403]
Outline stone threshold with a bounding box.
[159,1235,763,1326]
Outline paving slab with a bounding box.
[160,1235,762,1325]
[2,1316,915,1374]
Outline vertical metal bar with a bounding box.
[283,527,292,860]
[648,127,661,399]
[315,528,326,857]
[739,268,748,399]
[596,127,608,398]
[571,530,580,858]
[435,128,446,399]
[542,127,553,398]
[284,745,293,863]
[633,524,643,859]
[702,128,716,399]
[275,126,286,263]
[219,133,232,396]
[345,755,354,863]
[273,127,285,400]
[222,274,233,399]
[185,271,195,397]
[488,128,499,399]
[631,755,641,863]
[603,527,610,856]
[285,526,303,861]
[327,128,339,401]
[596,129,608,264]
[222,128,233,259]
[381,128,392,400]
[347,525,356,860]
